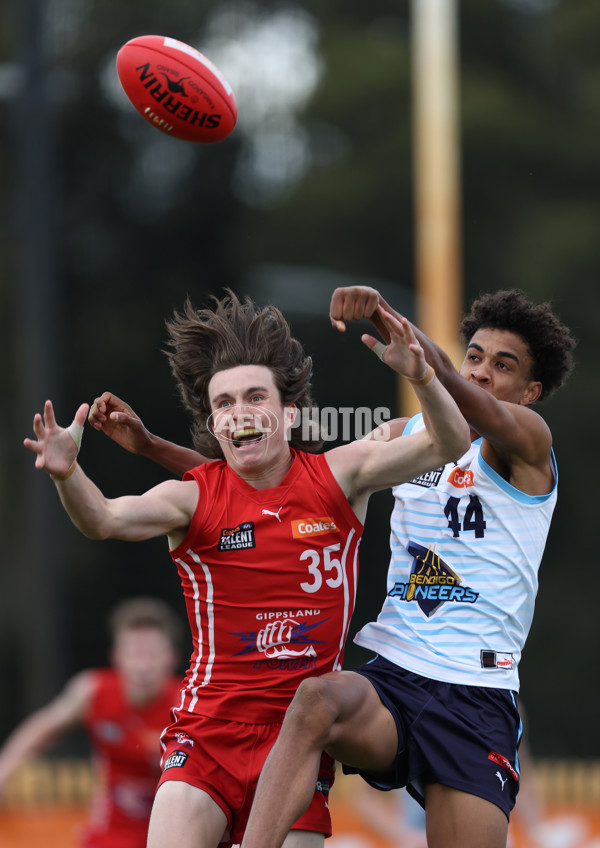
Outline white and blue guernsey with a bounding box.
[355,414,557,691]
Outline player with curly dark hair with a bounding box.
[237,287,576,848]
[458,289,575,400]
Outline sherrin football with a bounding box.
[116,35,237,143]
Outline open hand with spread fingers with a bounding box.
[361,306,431,384]
[24,400,89,480]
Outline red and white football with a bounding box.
[116,35,237,143]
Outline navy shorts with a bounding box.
[343,655,522,820]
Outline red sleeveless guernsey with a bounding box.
[169,450,363,724]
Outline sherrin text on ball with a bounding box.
[116,35,237,143]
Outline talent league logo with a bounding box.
[218,521,256,551]
[389,541,479,617]
[408,463,475,490]
[163,750,188,770]
[407,467,444,489]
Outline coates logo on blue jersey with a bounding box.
[389,541,479,618]
[232,613,325,671]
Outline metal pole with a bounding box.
[404,0,463,415]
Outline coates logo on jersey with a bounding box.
[291,517,338,539]
[447,466,474,488]
[218,521,256,551]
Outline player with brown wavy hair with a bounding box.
[24,290,469,848]
[165,291,323,459]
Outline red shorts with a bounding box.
[157,711,334,846]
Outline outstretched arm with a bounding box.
[326,307,470,515]
[329,285,552,476]
[89,391,208,476]
[330,285,465,381]
[24,400,196,544]
[0,671,93,795]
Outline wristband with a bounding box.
[50,461,78,482]
[406,364,435,387]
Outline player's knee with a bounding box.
[283,677,340,747]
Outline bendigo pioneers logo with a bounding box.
[291,517,338,539]
[389,541,479,617]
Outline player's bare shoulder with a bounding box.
[323,417,416,499]
[487,400,552,460]
[324,439,372,480]
[481,402,554,496]
[156,477,200,517]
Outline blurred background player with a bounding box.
[352,783,427,848]
[0,596,182,848]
